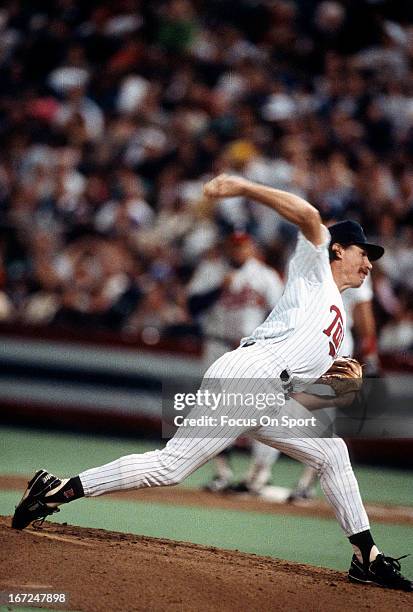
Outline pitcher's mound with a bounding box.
[0,516,410,611]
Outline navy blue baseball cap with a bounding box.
[328,220,384,261]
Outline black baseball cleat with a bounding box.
[223,481,265,495]
[224,481,253,494]
[12,470,62,530]
[287,486,316,503]
[348,553,413,591]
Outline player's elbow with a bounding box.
[299,207,322,244]
[300,206,321,230]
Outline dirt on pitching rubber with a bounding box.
[0,516,411,612]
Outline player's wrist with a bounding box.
[231,176,251,197]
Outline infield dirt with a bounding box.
[1,516,412,612]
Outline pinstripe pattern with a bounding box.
[80,343,370,536]
[79,227,371,537]
[242,226,346,382]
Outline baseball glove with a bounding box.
[318,357,363,396]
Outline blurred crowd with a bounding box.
[0,0,412,352]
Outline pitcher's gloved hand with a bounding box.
[318,357,363,396]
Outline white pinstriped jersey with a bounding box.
[242,225,346,380]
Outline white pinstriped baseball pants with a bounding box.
[80,343,370,537]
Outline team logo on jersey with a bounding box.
[323,305,344,357]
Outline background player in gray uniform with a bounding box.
[12,174,412,591]
[188,232,284,492]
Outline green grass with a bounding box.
[1,426,412,506]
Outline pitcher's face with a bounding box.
[342,245,373,288]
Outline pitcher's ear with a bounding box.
[329,242,343,261]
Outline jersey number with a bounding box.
[323,305,344,357]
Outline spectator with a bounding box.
[0,0,410,356]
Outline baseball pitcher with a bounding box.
[12,175,412,592]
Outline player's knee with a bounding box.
[159,456,192,486]
[164,463,189,485]
[320,439,351,472]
